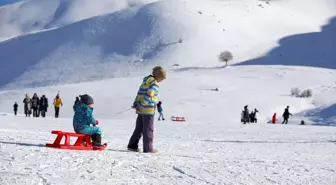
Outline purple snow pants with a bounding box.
[128,114,154,153]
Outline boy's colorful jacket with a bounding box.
[133,75,159,115]
[73,103,101,135]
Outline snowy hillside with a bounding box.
[0,0,335,89]
[0,0,336,184]
[0,65,336,184]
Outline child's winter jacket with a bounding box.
[73,103,101,135]
[133,75,159,115]
[157,104,163,113]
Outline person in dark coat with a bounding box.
[23,94,32,117]
[39,95,48,118]
[242,105,250,124]
[282,106,292,124]
[250,111,255,123]
[253,108,259,123]
[31,93,40,117]
[157,101,165,121]
[13,102,18,116]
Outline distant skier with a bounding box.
[23,94,32,117]
[272,113,277,124]
[13,102,18,116]
[31,93,40,117]
[242,105,249,124]
[128,66,166,153]
[282,106,292,124]
[39,95,48,118]
[73,94,104,148]
[53,94,63,118]
[157,101,165,121]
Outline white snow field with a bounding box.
[0,0,336,184]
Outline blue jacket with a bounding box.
[73,103,101,135]
[157,105,163,113]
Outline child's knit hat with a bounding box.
[152,66,166,80]
[80,94,94,105]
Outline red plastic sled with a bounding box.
[171,116,186,122]
[46,130,107,151]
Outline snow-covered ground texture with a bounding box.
[0,66,336,184]
[0,115,335,185]
[0,0,335,90]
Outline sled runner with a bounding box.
[171,116,186,122]
[46,130,107,151]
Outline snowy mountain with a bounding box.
[0,0,336,184]
[1,0,335,89]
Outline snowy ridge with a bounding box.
[1,0,335,89]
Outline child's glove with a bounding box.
[93,120,99,127]
[132,104,140,112]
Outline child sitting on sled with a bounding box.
[73,94,104,147]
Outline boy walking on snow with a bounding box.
[73,94,104,147]
[128,66,166,153]
[157,101,165,121]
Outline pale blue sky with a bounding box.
[0,0,23,6]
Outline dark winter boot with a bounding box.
[91,134,104,147]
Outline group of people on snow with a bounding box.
[14,93,63,118]
[241,105,259,124]
[242,105,293,125]
[272,106,292,124]
[72,66,166,150]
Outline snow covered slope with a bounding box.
[0,0,157,38]
[0,114,335,185]
[1,65,336,124]
[0,65,336,184]
[1,0,335,90]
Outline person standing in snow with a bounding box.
[13,102,18,116]
[249,111,255,123]
[128,66,166,153]
[272,113,277,124]
[73,94,104,148]
[31,93,40,117]
[157,101,165,121]
[23,94,32,117]
[242,105,249,124]
[53,94,63,118]
[253,108,259,123]
[282,106,292,124]
[39,95,48,118]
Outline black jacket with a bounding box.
[40,97,49,110]
[31,97,40,108]
[13,103,18,110]
[283,108,292,118]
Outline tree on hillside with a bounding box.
[218,51,233,66]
